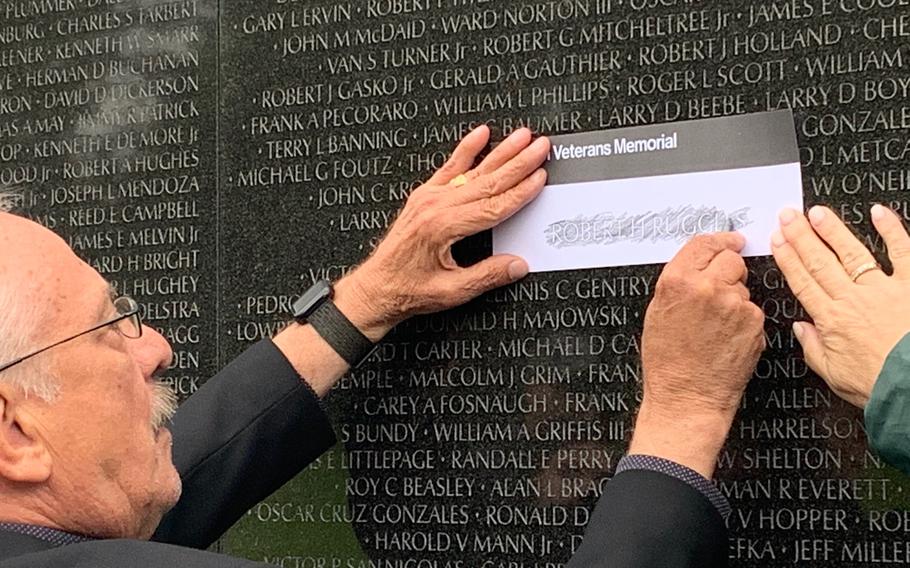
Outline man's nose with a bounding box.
[136,324,174,378]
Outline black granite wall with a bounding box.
[3,0,910,565]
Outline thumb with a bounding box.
[793,321,826,378]
[456,255,530,299]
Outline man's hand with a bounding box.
[335,125,551,341]
[629,234,766,478]
[275,126,550,396]
[771,205,910,408]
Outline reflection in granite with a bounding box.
[5,0,910,565]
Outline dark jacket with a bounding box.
[0,340,726,567]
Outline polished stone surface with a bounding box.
[3,0,908,565]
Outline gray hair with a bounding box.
[0,193,176,424]
[0,189,59,400]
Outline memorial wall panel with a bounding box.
[4,0,910,566]
[0,0,219,402]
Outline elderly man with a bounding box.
[0,127,764,568]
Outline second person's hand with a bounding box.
[772,205,910,408]
[630,233,766,478]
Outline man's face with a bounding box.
[3,216,180,539]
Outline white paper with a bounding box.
[493,163,804,273]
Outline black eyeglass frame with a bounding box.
[0,296,143,374]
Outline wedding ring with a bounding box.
[850,261,881,283]
[451,174,469,188]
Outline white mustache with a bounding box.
[151,380,178,433]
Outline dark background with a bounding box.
[3,0,909,565]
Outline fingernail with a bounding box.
[872,204,886,221]
[792,322,804,340]
[771,230,786,247]
[779,209,797,225]
[508,260,529,281]
[808,206,826,226]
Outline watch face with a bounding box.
[293,279,332,318]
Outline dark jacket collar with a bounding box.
[0,523,94,561]
[0,529,54,561]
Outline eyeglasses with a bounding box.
[0,296,143,374]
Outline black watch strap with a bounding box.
[308,300,377,368]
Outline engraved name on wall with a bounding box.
[4,0,910,566]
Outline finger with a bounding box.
[746,302,768,350]
[732,282,751,302]
[465,137,550,202]
[672,233,746,271]
[450,169,547,236]
[807,206,886,286]
[872,204,910,279]
[705,249,748,286]
[426,125,490,186]
[474,128,534,175]
[792,321,833,389]
[778,208,852,296]
[442,130,534,193]
[771,230,831,320]
[451,255,530,301]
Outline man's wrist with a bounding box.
[333,275,396,343]
[628,400,734,479]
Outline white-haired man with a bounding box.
[0,128,764,568]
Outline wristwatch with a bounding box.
[292,279,377,368]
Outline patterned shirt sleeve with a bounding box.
[0,523,94,547]
[616,454,731,520]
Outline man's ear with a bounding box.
[0,390,52,484]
